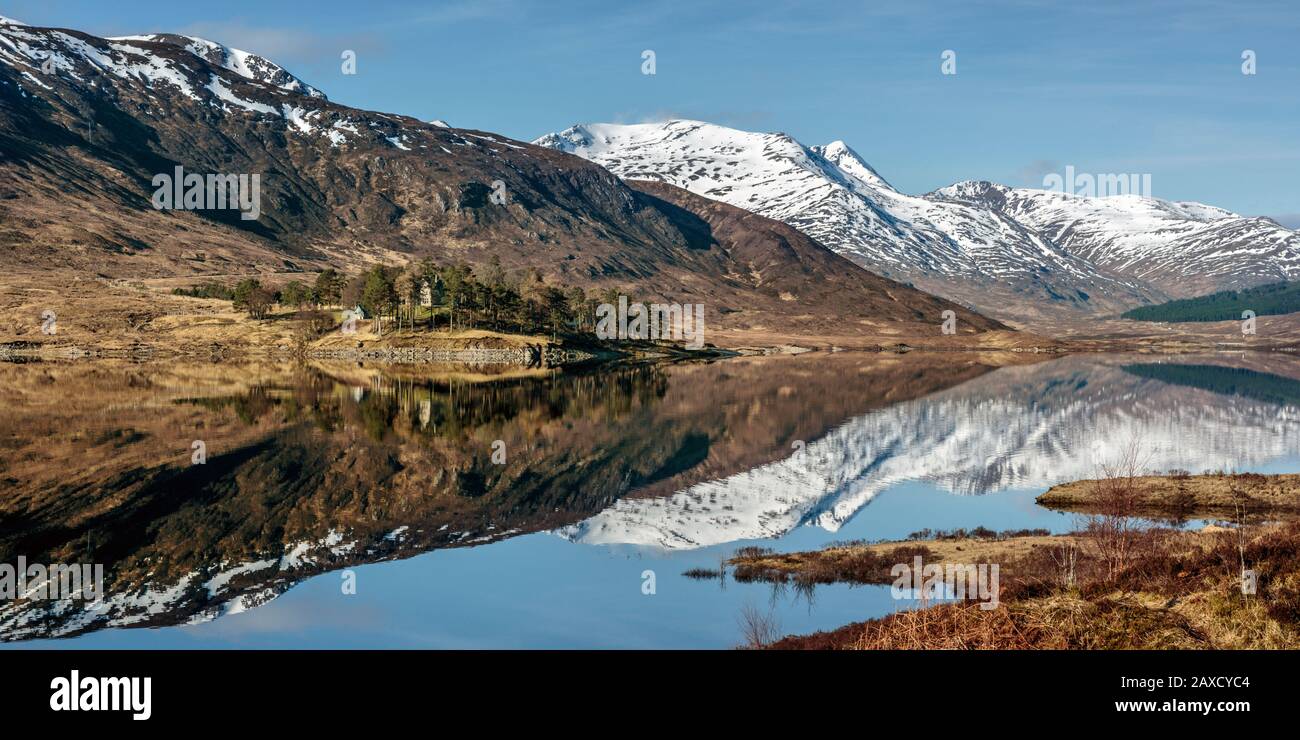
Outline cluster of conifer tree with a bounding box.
[176,257,621,337]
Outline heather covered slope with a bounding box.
[0,22,688,276]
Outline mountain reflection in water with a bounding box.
[2,352,1299,642]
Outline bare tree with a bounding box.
[1232,489,1252,601]
[245,285,274,320]
[738,602,781,649]
[1084,436,1152,578]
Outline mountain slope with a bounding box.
[627,180,1002,334]
[0,20,1000,339]
[536,120,1299,321]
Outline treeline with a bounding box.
[175,258,624,337]
[1121,281,1300,322]
[173,279,274,319]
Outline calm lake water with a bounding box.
[3,351,1300,648]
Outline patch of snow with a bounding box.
[281,103,317,134]
[204,73,276,113]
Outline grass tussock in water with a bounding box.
[732,544,936,587]
[1038,471,1300,517]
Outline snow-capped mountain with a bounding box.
[936,180,1300,298]
[535,120,1299,321]
[1,16,323,100]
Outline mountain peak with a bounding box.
[107,32,325,99]
[531,123,594,150]
[0,15,26,25]
[811,140,894,191]
[930,180,1009,204]
[533,119,727,151]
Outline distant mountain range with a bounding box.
[0,17,998,337]
[536,120,1300,322]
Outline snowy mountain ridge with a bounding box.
[108,32,326,98]
[934,180,1300,292]
[535,120,1300,320]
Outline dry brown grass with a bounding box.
[767,521,1300,650]
[1,269,1064,357]
[752,449,1300,650]
[732,543,936,586]
[826,592,1213,650]
[729,530,1063,586]
[0,269,565,358]
[1039,471,1300,515]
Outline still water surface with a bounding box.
[3,351,1299,647]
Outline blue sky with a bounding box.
[6,0,1298,222]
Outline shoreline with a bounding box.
[6,271,1300,362]
[5,334,1295,364]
